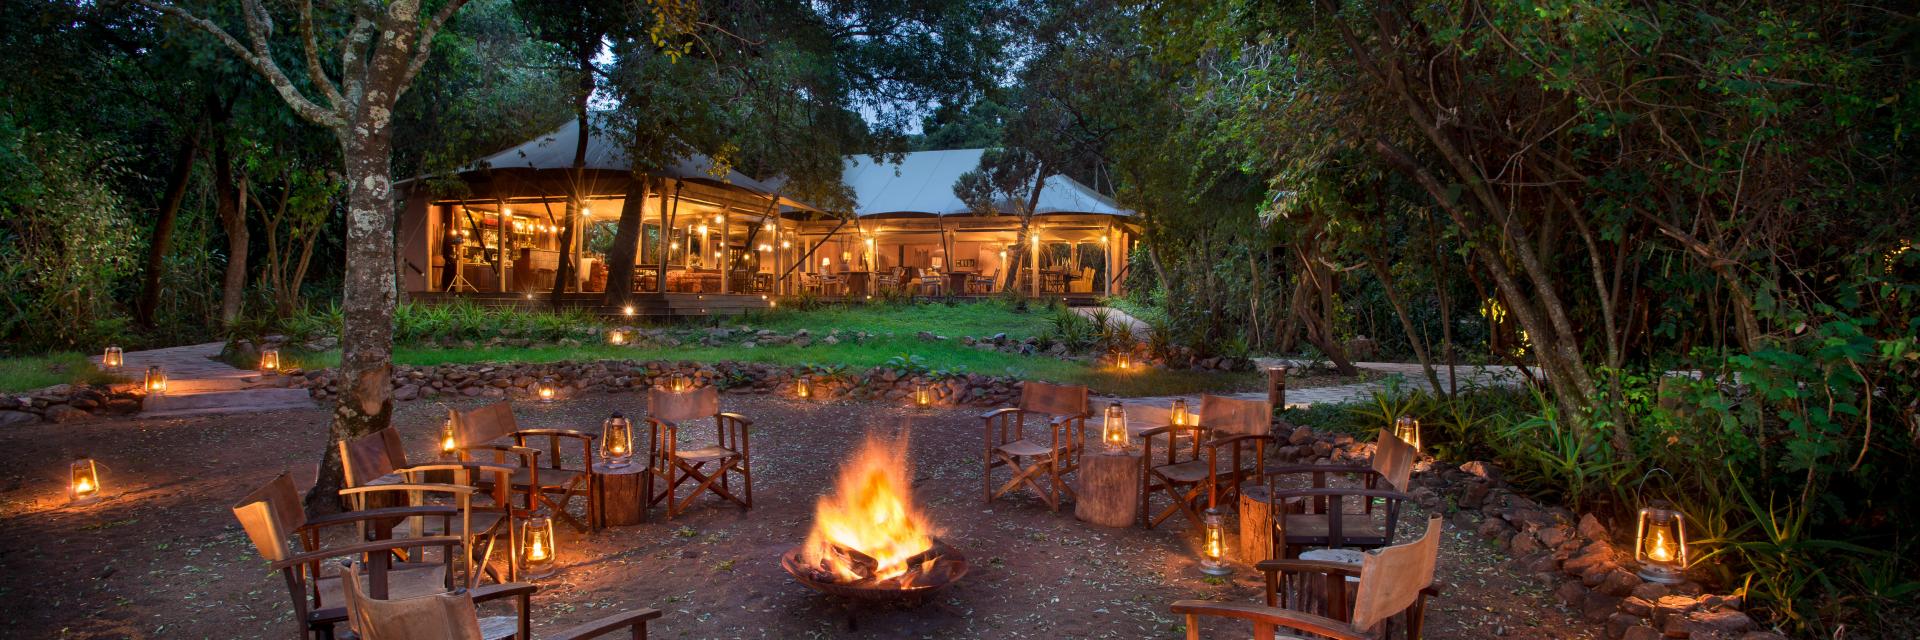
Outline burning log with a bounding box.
[783,431,968,600]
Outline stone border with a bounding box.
[0,383,144,426]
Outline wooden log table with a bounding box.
[1074,450,1142,528]
[592,461,650,529]
[1239,485,1304,563]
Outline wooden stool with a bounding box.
[1075,451,1142,528]
[1239,485,1304,563]
[592,461,649,528]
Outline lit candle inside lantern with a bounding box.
[1393,415,1421,451]
[144,366,167,395]
[913,380,932,408]
[258,349,280,374]
[601,412,633,467]
[1199,509,1231,576]
[537,378,557,403]
[795,376,811,399]
[609,330,627,346]
[1113,351,1132,370]
[69,458,102,505]
[101,346,123,372]
[1171,398,1190,427]
[1634,502,1689,584]
[440,416,459,459]
[1102,402,1128,453]
[523,516,557,577]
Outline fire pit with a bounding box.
[782,431,968,601]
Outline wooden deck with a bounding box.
[405,290,1104,318]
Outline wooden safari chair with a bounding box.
[454,402,598,532]
[1140,395,1273,529]
[339,561,663,640]
[645,386,752,520]
[981,381,1090,511]
[1171,515,1443,640]
[1262,429,1417,559]
[233,472,463,640]
[340,429,524,585]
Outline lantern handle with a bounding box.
[1634,467,1678,510]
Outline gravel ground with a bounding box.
[0,393,1601,639]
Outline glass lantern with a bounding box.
[144,365,168,396]
[608,330,627,346]
[1171,398,1191,427]
[913,380,933,408]
[1392,415,1421,450]
[439,415,460,460]
[795,376,812,400]
[537,377,557,403]
[101,346,123,372]
[258,349,281,374]
[1113,350,1133,370]
[601,412,633,468]
[1102,402,1129,453]
[69,458,102,505]
[668,371,692,393]
[523,516,558,578]
[1199,509,1232,576]
[1635,503,1689,584]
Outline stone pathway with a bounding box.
[1115,359,1531,409]
[93,342,316,418]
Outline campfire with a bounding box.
[782,432,967,599]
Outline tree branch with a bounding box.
[137,0,345,130]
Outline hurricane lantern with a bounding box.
[258,349,281,374]
[1102,402,1129,453]
[537,377,557,403]
[601,412,633,468]
[1634,503,1689,584]
[795,376,812,399]
[666,372,693,393]
[1113,351,1133,370]
[1199,509,1231,576]
[69,458,102,505]
[1171,398,1191,427]
[523,516,558,577]
[1392,415,1421,451]
[101,346,123,372]
[912,380,933,408]
[439,416,459,459]
[608,329,627,346]
[144,365,168,395]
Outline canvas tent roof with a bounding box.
[464,116,786,196]
[841,149,1132,218]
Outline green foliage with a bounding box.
[0,122,139,350]
[0,352,122,393]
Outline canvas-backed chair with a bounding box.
[454,402,597,532]
[969,270,996,294]
[1141,395,1273,529]
[339,562,663,640]
[233,473,463,640]
[339,429,528,585]
[1262,429,1417,559]
[645,386,752,519]
[982,381,1090,511]
[1172,515,1443,640]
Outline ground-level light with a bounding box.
[258,349,280,374]
[537,377,557,403]
[523,516,558,578]
[1393,415,1421,451]
[1199,509,1231,576]
[1635,503,1689,584]
[440,414,459,459]
[1171,398,1191,427]
[144,366,167,395]
[609,330,627,346]
[623,305,635,317]
[666,371,693,393]
[601,412,633,468]
[101,346,123,372]
[795,376,812,399]
[1102,402,1128,453]
[1112,350,1133,370]
[69,458,102,505]
[913,380,933,408]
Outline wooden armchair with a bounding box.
[982,381,1090,511]
[1172,515,1442,640]
[337,432,531,587]
[455,402,598,533]
[645,386,752,520]
[1141,395,1273,529]
[340,562,663,640]
[233,473,463,640]
[1261,429,1416,559]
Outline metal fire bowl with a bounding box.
[781,539,969,601]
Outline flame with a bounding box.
[1205,526,1224,559]
[74,477,95,494]
[527,538,548,561]
[1648,529,1674,562]
[803,433,934,582]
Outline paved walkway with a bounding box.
[1115,358,1528,410]
[94,342,316,418]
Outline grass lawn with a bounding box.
[0,353,121,393]
[743,298,1053,339]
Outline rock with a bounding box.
[1736,633,1789,640]
[394,384,420,401]
[990,332,1007,344]
[1581,592,1623,623]
[1579,513,1611,543]
[1538,525,1574,550]
[1460,461,1499,480]
[1681,610,1755,636]
[1478,517,1514,542]
[1460,481,1491,509]
[43,404,89,423]
[1599,569,1642,596]
[822,336,839,345]
[1509,531,1545,556]
[741,341,757,349]
[1621,626,1662,640]
[1289,426,1315,445]
[1525,553,1561,574]
[1554,580,1587,606]
[1621,596,1655,617]
[915,330,938,341]
[1652,595,1699,626]
[1698,593,1744,611]
[1630,582,1672,602]
[462,386,483,397]
[0,410,38,427]
[1607,612,1644,639]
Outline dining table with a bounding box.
[840,270,872,297]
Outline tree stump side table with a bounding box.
[592,461,649,529]
[1075,450,1143,528]
[1239,485,1305,563]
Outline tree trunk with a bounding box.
[136,130,200,327]
[1365,253,1441,393]
[551,102,590,309]
[213,136,249,328]
[602,177,650,308]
